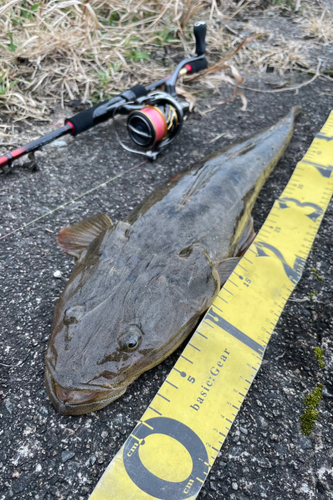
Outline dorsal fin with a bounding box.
[57,213,112,258]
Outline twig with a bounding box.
[320,74,333,83]
[197,107,216,116]
[276,352,285,361]
[209,132,226,143]
[0,355,30,368]
[240,61,322,94]
[224,24,239,36]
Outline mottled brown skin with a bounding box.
[45,107,299,415]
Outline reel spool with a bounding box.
[116,92,189,161]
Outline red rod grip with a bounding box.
[0,156,10,168]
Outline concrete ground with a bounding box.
[1,67,333,500]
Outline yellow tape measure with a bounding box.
[89,112,333,500]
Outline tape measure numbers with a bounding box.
[89,112,333,500]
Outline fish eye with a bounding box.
[119,326,143,353]
[126,336,140,351]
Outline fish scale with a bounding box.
[89,112,333,500]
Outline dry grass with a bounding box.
[0,1,237,123]
[0,0,327,147]
[238,34,310,75]
[301,9,333,44]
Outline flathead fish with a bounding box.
[45,107,299,415]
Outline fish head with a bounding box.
[45,237,218,415]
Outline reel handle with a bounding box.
[194,21,207,56]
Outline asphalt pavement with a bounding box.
[1,74,333,499]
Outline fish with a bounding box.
[45,106,300,415]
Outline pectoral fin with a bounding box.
[214,217,255,285]
[214,257,241,286]
[234,216,256,257]
[57,213,112,258]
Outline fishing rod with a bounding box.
[0,22,208,171]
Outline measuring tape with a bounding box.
[89,112,333,500]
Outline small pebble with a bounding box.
[323,386,333,398]
[51,140,67,148]
[53,270,62,279]
[61,451,75,463]
[5,399,13,414]
[209,481,217,491]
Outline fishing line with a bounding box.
[0,160,147,242]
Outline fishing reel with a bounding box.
[116,91,189,161]
[111,20,208,161]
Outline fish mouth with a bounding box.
[44,365,126,416]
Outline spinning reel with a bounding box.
[116,91,189,161]
[0,22,207,170]
[110,20,207,160]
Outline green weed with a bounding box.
[97,64,121,88]
[313,347,325,369]
[300,384,323,435]
[0,74,17,99]
[125,49,150,63]
[97,70,111,88]
[155,27,177,45]
[109,12,120,26]
[21,2,40,20]
[312,268,322,281]
[8,32,17,52]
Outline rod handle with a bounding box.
[194,21,207,56]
